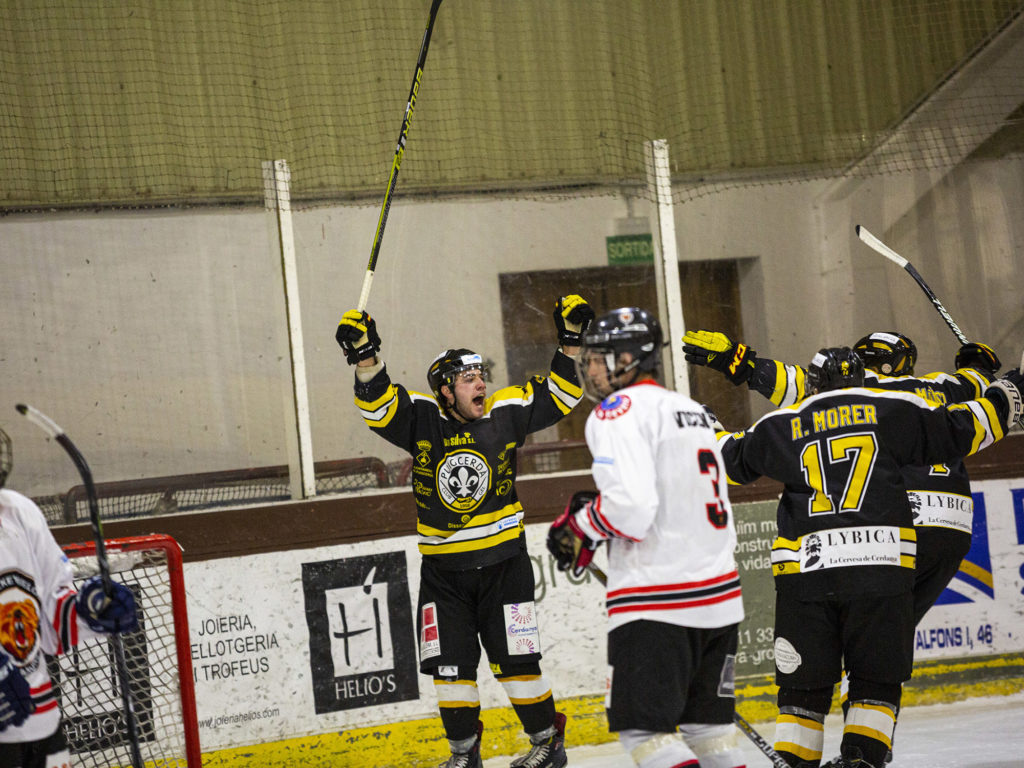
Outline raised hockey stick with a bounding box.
[357,0,444,312]
[15,404,144,768]
[854,225,970,346]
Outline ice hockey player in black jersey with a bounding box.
[683,329,1000,627]
[714,347,1022,768]
[336,295,594,768]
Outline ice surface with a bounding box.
[484,693,1024,768]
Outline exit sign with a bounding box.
[606,233,653,265]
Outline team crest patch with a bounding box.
[437,450,491,512]
[596,394,631,420]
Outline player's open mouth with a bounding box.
[473,395,485,407]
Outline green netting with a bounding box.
[2,0,1022,210]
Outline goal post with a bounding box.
[56,534,201,768]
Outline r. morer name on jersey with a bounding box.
[790,404,878,440]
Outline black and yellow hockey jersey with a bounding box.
[748,359,995,532]
[354,350,583,570]
[719,386,1008,600]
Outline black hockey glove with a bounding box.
[682,329,756,385]
[984,367,1023,429]
[553,295,595,347]
[0,650,34,732]
[77,576,139,634]
[335,309,381,365]
[955,342,1001,376]
[547,490,601,577]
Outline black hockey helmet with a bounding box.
[807,347,865,393]
[577,307,662,401]
[0,427,11,489]
[955,342,1001,374]
[852,331,917,375]
[427,348,488,403]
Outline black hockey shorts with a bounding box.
[416,549,542,674]
[606,619,739,733]
[912,526,971,625]
[773,590,914,692]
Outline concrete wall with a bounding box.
[2,158,1022,497]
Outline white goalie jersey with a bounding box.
[573,381,744,632]
[0,489,102,743]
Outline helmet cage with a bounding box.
[576,344,642,401]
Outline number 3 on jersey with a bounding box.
[698,449,729,528]
[800,432,878,515]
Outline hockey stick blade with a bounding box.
[357,0,444,311]
[854,225,970,346]
[16,403,145,768]
[855,224,908,267]
[733,712,789,768]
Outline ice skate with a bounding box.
[438,720,483,768]
[820,745,878,768]
[510,711,567,768]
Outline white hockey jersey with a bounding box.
[572,380,744,632]
[0,489,100,743]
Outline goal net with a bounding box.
[52,535,201,768]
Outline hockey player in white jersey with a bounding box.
[547,308,747,768]
[0,427,138,768]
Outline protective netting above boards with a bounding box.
[2,0,1023,211]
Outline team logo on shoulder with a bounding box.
[596,394,631,420]
[437,450,491,512]
[415,441,432,468]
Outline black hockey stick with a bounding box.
[854,225,970,346]
[16,404,144,768]
[585,561,786,764]
[357,0,444,312]
[733,711,789,768]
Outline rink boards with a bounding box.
[181,476,1024,767]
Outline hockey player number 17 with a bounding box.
[698,449,730,529]
[799,433,878,515]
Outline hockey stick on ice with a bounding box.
[357,0,444,312]
[16,404,144,768]
[854,225,970,346]
[733,711,789,768]
[585,558,786,764]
